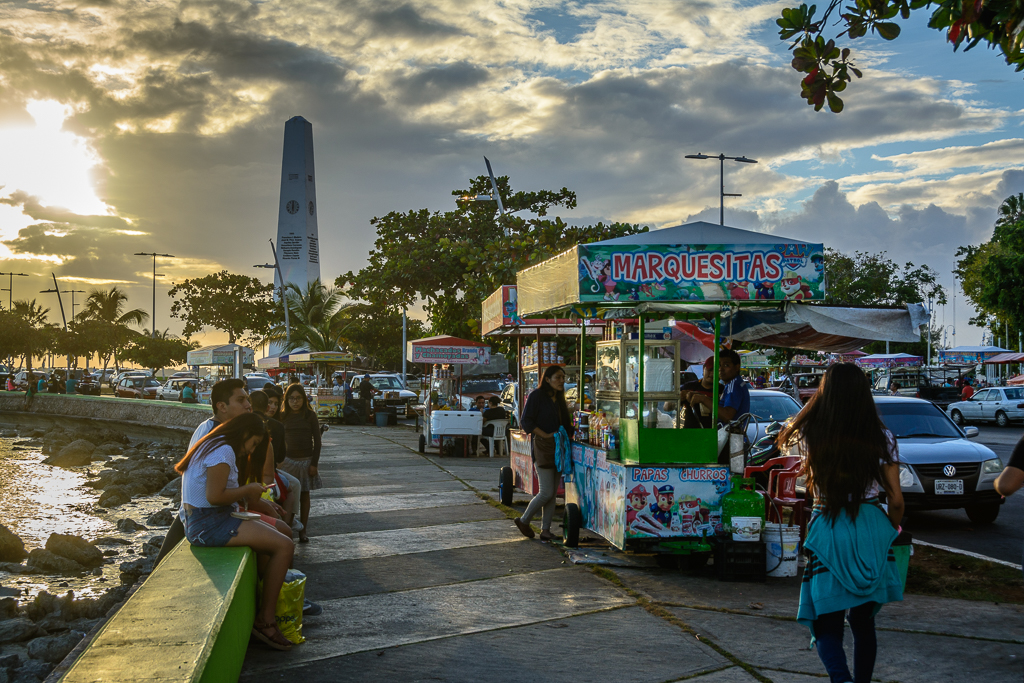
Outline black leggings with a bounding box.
[153,516,186,567]
[814,602,877,683]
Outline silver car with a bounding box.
[876,396,1004,524]
[946,387,1024,428]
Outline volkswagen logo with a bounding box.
[943,465,957,477]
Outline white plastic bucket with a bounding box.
[730,516,762,542]
[763,523,800,577]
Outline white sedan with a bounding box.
[947,386,1024,427]
[156,378,195,400]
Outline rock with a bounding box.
[35,615,69,633]
[140,537,163,557]
[145,509,174,527]
[14,657,53,680]
[131,468,169,494]
[88,470,127,489]
[158,478,181,498]
[26,631,82,663]
[25,550,87,576]
[0,588,17,598]
[115,519,145,533]
[0,598,18,619]
[0,620,42,644]
[44,535,103,569]
[0,526,26,563]
[118,558,153,585]
[66,617,102,633]
[94,443,123,456]
[90,537,130,547]
[96,488,130,508]
[100,549,118,557]
[42,440,95,469]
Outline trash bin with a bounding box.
[892,530,912,591]
[375,412,389,427]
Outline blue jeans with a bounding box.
[814,602,877,683]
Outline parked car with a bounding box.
[349,374,417,416]
[75,373,103,396]
[110,370,150,388]
[157,378,197,400]
[458,379,506,409]
[876,396,1003,523]
[499,382,519,428]
[872,369,964,409]
[244,373,274,393]
[746,389,803,443]
[947,386,1024,427]
[14,371,47,391]
[114,376,161,399]
[170,371,197,380]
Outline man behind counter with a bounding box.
[684,349,750,424]
[680,357,723,429]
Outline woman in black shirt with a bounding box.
[515,365,574,541]
[278,384,322,542]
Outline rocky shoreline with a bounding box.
[0,423,186,682]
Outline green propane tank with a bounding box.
[721,476,765,542]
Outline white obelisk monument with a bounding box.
[274,116,321,299]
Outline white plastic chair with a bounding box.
[480,419,509,458]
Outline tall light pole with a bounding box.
[41,274,69,372]
[255,241,291,353]
[0,272,29,310]
[134,252,175,338]
[684,153,758,225]
[62,289,86,370]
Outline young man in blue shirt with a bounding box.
[686,348,750,424]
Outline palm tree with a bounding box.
[8,299,53,371]
[266,279,355,353]
[996,193,1024,227]
[78,287,149,373]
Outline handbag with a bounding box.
[533,434,556,469]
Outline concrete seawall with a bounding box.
[0,392,211,442]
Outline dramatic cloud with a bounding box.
[0,0,1019,345]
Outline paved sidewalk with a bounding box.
[240,426,1024,683]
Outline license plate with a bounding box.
[935,480,963,495]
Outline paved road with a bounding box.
[238,425,1024,682]
[902,425,1024,565]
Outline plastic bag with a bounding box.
[259,568,306,644]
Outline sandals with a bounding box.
[298,534,310,543]
[252,619,292,651]
[513,518,535,539]
[539,530,556,542]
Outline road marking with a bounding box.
[310,490,481,516]
[296,519,522,563]
[242,568,635,671]
[913,539,1023,571]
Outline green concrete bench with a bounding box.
[60,541,256,683]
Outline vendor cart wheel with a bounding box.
[563,503,582,548]
[499,467,514,506]
[418,434,426,453]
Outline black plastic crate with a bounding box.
[715,540,766,583]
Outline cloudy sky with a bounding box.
[1,0,1021,350]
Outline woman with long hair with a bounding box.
[175,412,295,651]
[514,364,574,541]
[778,363,904,683]
[278,383,322,543]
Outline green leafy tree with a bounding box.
[266,280,355,352]
[0,300,57,373]
[778,1,1024,112]
[77,287,149,374]
[956,194,1024,345]
[121,334,197,374]
[341,175,646,339]
[342,304,427,370]
[168,271,274,346]
[824,249,946,307]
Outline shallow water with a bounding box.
[0,438,171,601]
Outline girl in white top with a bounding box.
[175,413,295,651]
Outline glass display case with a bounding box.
[523,367,540,398]
[593,338,681,430]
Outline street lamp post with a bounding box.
[40,273,70,374]
[684,153,758,225]
[134,252,175,338]
[62,289,86,370]
[0,272,29,310]
[255,242,291,352]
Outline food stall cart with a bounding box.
[409,335,492,453]
[287,351,354,422]
[482,284,603,497]
[187,344,256,404]
[510,221,828,554]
